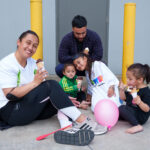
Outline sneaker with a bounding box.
[54,128,94,146]
[73,117,107,135]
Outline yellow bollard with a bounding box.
[30,0,43,60]
[122,3,136,84]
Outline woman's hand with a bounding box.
[33,69,48,86]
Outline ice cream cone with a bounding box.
[76,77,83,91]
[36,59,45,71]
[36,59,46,81]
[84,47,89,55]
[131,92,137,98]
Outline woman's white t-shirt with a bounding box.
[0,53,37,108]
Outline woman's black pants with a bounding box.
[0,80,74,126]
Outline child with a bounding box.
[73,53,122,112]
[58,63,90,128]
[59,63,90,109]
[119,63,150,134]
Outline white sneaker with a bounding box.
[73,117,107,135]
[54,128,94,146]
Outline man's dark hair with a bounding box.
[72,15,87,28]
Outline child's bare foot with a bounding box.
[125,125,143,134]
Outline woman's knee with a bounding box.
[46,80,59,87]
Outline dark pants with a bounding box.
[0,80,74,126]
[55,63,85,78]
[119,105,139,126]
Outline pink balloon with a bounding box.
[94,99,119,129]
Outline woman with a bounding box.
[0,30,106,146]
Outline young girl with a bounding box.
[119,63,150,134]
[73,53,122,112]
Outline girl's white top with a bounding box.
[86,61,121,111]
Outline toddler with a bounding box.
[119,63,150,134]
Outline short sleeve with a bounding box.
[0,58,18,88]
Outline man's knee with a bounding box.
[55,64,64,78]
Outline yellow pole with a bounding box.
[122,3,136,84]
[30,0,43,60]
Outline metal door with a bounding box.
[56,0,109,64]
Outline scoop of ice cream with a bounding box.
[84,47,89,54]
[36,59,44,70]
[131,88,137,93]
[37,62,44,69]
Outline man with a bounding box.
[55,15,103,78]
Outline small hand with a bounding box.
[79,101,91,110]
[68,96,80,107]
[119,80,127,90]
[86,94,92,102]
[132,96,141,105]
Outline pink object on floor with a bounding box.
[94,99,119,129]
[36,124,72,141]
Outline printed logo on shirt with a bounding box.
[91,75,104,86]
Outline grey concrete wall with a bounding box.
[43,0,56,74]
[1,0,150,75]
[0,0,56,74]
[108,0,150,74]
[0,0,30,57]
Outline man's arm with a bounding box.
[89,32,103,61]
[58,33,74,63]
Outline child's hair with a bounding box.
[63,63,76,73]
[72,53,93,80]
[127,63,150,84]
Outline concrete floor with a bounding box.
[0,109,150,150]
[0,75,150,150]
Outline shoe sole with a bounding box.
[54,129,94,146]
[94,128,108,135]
